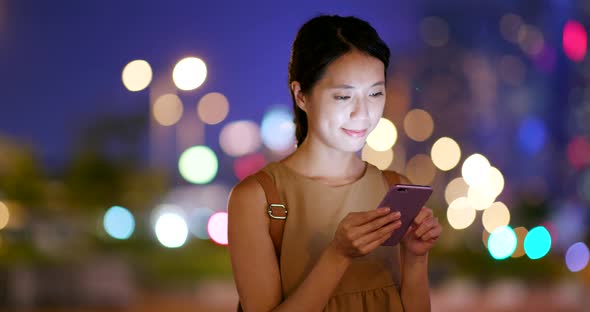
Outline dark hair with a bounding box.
[288,15,391,147]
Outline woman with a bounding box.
[228,14,442,311]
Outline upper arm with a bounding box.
[228,175,282,311]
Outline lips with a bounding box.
[342,128,367,137]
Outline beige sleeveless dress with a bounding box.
[261,161,404,311]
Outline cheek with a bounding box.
[315,100,347,122]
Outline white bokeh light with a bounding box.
[462,154,492,187]
[155,212,189,248]
[366,118,397,151]
[173,57,207,91]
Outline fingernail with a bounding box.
[381,207,390,212]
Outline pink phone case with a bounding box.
[378,184,433,246]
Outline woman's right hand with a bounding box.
[330,207,402,259]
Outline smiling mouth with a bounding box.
[342,128,368,137]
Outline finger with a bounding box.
[358,225,402,255]
[354,219,402,248]
[421,222,442,241]
[353,211,401,237]
[402,224,415,240]
[413,207,433,224]
[414,217,436,237]
[349,207,391,226]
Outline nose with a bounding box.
[349,98,369,120]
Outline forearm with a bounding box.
[400,252,430,312]
[273,244,350,312]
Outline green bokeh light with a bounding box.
[488,225,517,260]
[524,226,552,260]
[178,146,218,184]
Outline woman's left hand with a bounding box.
[401,207,442,256]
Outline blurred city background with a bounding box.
[0,0,589,311]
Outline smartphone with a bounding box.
[378,184,433,246]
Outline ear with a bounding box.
[290,81,308,113]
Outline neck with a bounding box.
[282,136,366,182]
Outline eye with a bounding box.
[334,95,351,101]
[370,91,384,97]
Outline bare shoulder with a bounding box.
[228,174,267,213]
[227,174,271,235]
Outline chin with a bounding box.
[337,141,366,153]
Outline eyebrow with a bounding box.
[329,81,385,89]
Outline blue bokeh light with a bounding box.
[517,116,546,155]
[488,225,517,260]
[261,106,295,151]
[524,226,552,260]
[104,206,135,240]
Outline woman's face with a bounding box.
[300,50,386,153]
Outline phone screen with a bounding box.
[378,184,433,246]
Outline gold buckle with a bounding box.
[267,204,287,220]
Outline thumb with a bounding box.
[403,224,415,240]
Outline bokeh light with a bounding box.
[447,197,476,230]
[0,201,9,230]
[487,167,505,198]
[462,166,505,210]
[567,136,590,170]
[565,242,589,272]
[511,227,528,258]
[500,13,524,43]
[197,92,229,125]
[366,118,398,151]
[103,205,135,240]
[518,24,544,57]
[524,226,552,260]
[467,186,496,211]
[431,137,461,171]
[207,212,228,245]
[153,93,183,126]
[563,20,587,62]
[173,57,207,91]
[517,116,546,155]
[462,154,491,187]
[403,109,434,142]
[420,16,449,47]
[178,145,218,184]
[122,59,152,92]
[219,120,262,157]
[445,177,469,205]
[488,226,517,260]
[234,153,267,180]
[405,154,436,185]
[261,107,296,152]
[482,202,511,233]
[155,212,189,248]
[362,144,393,170]
[189,207,215,240]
